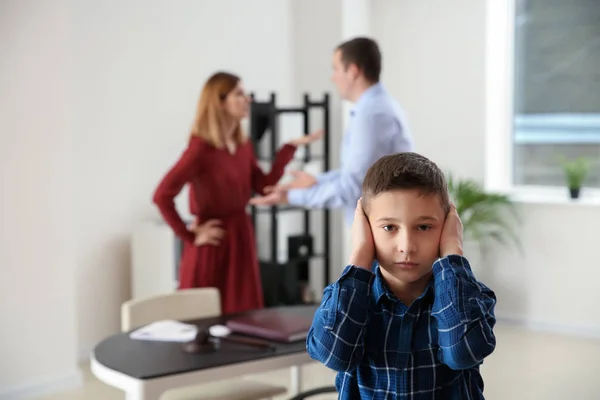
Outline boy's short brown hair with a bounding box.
[362,152,451,214]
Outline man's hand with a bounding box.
[288,129,324,147]
[263,170,317,194]
[348,198,375,270]
[248,190,289,206]
[439,204,464,257]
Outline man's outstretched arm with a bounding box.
[288,113,405,208]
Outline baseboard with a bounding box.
[0,370,83,400]
[496,312,600,340]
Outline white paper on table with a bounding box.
[129,320,198,342]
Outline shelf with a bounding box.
[250,91,331,308]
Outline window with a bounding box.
[512,0,600,187]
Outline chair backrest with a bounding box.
[121,288,221,332]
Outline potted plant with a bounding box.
[446,174,522,266]
[558,156,591,199]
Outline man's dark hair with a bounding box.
[336,37,381,83]
[362,152,450,214]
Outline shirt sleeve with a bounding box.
[306,265,374,372]
[152,138,207,244]
[431,255,497,370]
[316,169,341,183]
[287,112,408,208]
[251,143,297,194]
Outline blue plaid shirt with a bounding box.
[306,255,497,399]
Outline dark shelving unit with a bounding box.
[249,92,331,307]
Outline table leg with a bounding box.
[290,365,302,395]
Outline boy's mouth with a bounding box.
[394,261,420,269]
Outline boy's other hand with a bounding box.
[440,204,464,257]
[349,197,375,270]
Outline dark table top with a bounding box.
[93,305,318,380]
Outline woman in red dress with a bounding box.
[152,71,322,314]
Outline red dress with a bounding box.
[153,136,297,314]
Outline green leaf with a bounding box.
[447,173,522,253]
[557,156,593,189]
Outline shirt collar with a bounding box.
[372,262,434,305]
[350,82,384,116]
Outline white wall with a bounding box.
[484,202,600,336]
[372,0,600,337]
[372,0,486,182]
[0,0,301,396]
[70,0,297,364]
[0,0,80,397]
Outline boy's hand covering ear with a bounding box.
[439,204,464,257]
[349,198,375,270]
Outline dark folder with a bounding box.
[225,308,313,343]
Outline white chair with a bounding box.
[121,288,288,400]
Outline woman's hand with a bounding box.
[289,129,324,147]
[263,170,316,193]
[189,219,225,246]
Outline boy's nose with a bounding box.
[396,232,417,255]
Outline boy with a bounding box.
[306,152,497,399]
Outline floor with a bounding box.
[33,321,600,400]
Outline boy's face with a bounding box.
[366,189,446,286]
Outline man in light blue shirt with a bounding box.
[251,37,413,225]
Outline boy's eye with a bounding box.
[382,225,396,232]
[417,225,432,231]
